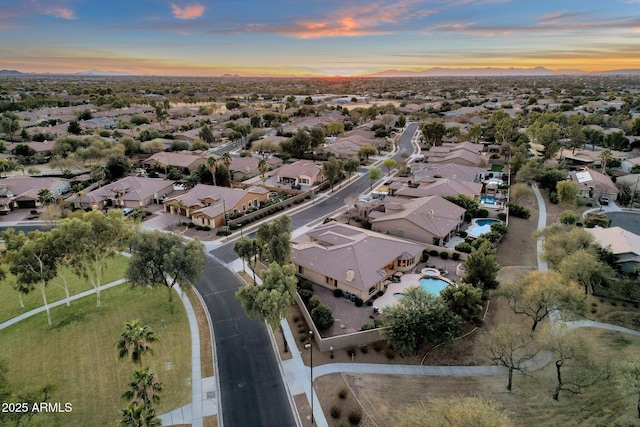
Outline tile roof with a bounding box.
[292,222,423,291]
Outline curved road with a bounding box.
[200,123,419,425]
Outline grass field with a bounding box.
[0,254,129,324]
[0,283,191,427]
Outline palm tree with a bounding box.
[118,402,161,427]
[121,366,163,408]
[222,151,232,171]
[599,149,612,174]
[258,158,269,186]
[116,320,159,366]
[37,188,55,206]
[207,156,217,186]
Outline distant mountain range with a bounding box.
[2,67,640,78]
[363,66,640,77]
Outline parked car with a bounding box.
[122,207,134,216]
[599,196,609,206]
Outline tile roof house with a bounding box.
[393,178,483,200]
[142,151,209,172]
[275,160,324,187]
[229,156,260,181]
[411,163,488,183]
[369,195,466,246]
[74,177,174,210]
[163,184,269,228]
[569,170,619,200]
[0,176,71,213]
[586,226,640,273]
[291,222,424,301]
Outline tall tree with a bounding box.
[117,402,161,427]
[6,231,59,325]
[343,158,359,181]
[557,249,610,294]
[222,151,232,171]
[367,166,381,189]
[127,230,206,302]
[421,122,446,146]
[233,237,260,283]
[322,157,343,192]
[116,320,159,367]
[357,144,377,162]
[463,240,500,290]
[258,158,269,186]
[500,270,585,332]
[546,326,610,401]
[382,158,397,174]
[440,282,484,321]
[199,125,214,144]
[207,156,217,186]
[537,225,595,270]
[36,188,54,206]
[235,262,297,329]
[58,210,132,307]
[381,287,462,357]
[121,366,163,407]
[481,323,539,391]
[256,215,292,265]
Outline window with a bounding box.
[396,229,404,237]
[369,286,377,295]
[254,198,258,206]
[242,204,246,211]
[298,265,304,275]
[325,276,337,287]
[301,178,309,184]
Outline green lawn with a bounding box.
[0,254,129,324]
[0,284,191,427]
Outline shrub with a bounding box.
[386,350,395,359]
[202,225,211,231]
[298,279,313,291]
[298,289,313,304]
[476,208,489,218]
[338,388,348,399]
[30,210,38,215]
[348,409,363,425]
[455,242,473,253]
[439,251,449,260]
[560,210,579,225]
[298,333,307,342]
[333,288,343,298]
[361,323,375,331]
[507,202,531,219]
[346,347,356,357]
[354,297,363,307]
[373,343,383,353]
[549,191,559,204]
[452,252,460,261]
[497,212,507,221]
[311,304,335,330]
[429,250,439,256]
[471,316,484,327]
[307,295,321,311]
[331,406,341,419]
[458,231,468,238]
[360,346,368,354]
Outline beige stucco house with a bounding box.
[163,184,269,228]
[369,195,466,246]
[586,226,640,274]
[73,177,173,210]
[291,222,424,301]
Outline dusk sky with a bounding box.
[1,0,639,76]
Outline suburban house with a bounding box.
[569,170,619,201]
[229,156,260,181]
[621,157,640,174]
[291,222,424,302]
[275,160,324,187]
[0,176,71,213]
[74,177,174,210]
[411,163,489,183]
[392,178,482,200]
[163,184,269,228]
[369,195,466,246]
[586,226,640,273]
[142,151,210,173]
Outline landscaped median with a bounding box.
[0,273,191,426]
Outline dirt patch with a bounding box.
[185,286,214,377]
[315,374,375,427]
[294,393,313,426]
[203,414,218,427]
[495,192,539,267]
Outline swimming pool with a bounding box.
[467,218,503,239]
[419,277,451,296]
[480,195,498,205]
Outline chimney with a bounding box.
[346,269,355,282]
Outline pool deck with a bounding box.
[375,272,456,309]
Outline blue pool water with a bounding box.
[475,218,501,227]
[481,195,497,205]
[419,277,450,296]
[467,218,502,238]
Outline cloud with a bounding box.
[43,7,75,20]
[170,3,205,20]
